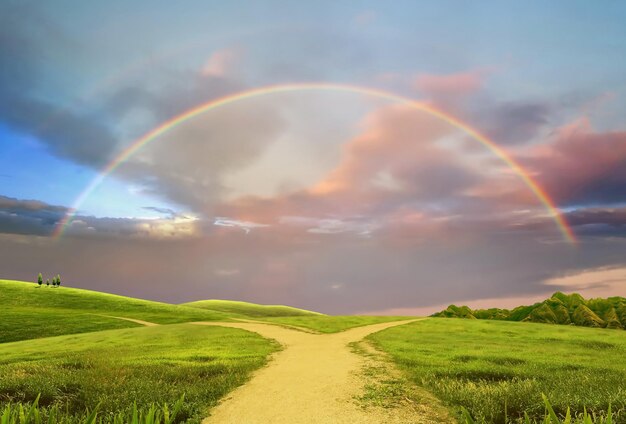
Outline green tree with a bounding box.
[56,274,61,288]
[37,273,43,288]
[46,278,50,287]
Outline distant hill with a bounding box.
[432,292,626,330]
[181,299,324,318]
[0,279,229,343]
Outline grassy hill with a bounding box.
[432,292,626,329]
[182,299,323,318]
[370,318,626,423]
[0,279,230,343]
[261,315,412,333]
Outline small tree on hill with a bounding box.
[56,275,61,288]
[46,278,50,287]
[52,277,56,287]
[37,273,43,288]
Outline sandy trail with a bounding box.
[96,315,159,326]
[193,319,447,424]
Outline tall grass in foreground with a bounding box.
[369,319,626,423]
[0,394,184,424]
[462,396,619,424]
[0,325,279,423]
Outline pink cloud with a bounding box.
[201,47,241,77]
[212,103,490,243]
[414,70,485,97]
[524,119,626,204]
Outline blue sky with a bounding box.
[1,1,625,311]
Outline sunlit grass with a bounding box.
[0,394,184,423]
[0,324,278,423]
[260,315,412,333]
[369,318,626,423]
[182,299,322,318]
[0,280,229,343]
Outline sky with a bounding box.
[1,0,626,314]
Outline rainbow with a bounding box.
[53,82,576,243]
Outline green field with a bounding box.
[260,315,411,333]
[0,324,278,423]
[182,299,323,318]
[369,318,626,423]
[2,279,624,423]
[0,280,230,343]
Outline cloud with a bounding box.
[213,217,269,234]
[410,68,556,146]
[414,70,485,98]
[0,195,201,239]
[0,196,66,236]
[543,266,626,299]
[0,5,121,168]
[566,207,626,228]
[141,206,179,217]
[482,101,551,145]
[201,47,241,77]
[214,101,570,243]
[523,119,626,206]
[279,216,379,236]
[214,268,240,277]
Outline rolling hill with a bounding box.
[181,299,323,318]
[432,292,626,329]
[0,279,230,342]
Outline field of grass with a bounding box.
[0,280,230,342]
[261,315,411,333]
[182,299,323,318]
[0,324,279,423]
[369,318,626,423]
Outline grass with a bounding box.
[181,299,322,318]
[0,394,184,423]
[369,318,626,423]
[0,280,230,343]
[260,315,412,333]
[0,324,279,424]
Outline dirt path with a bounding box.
[96,315,159,326]
[192,319,450,424]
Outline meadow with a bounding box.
[369,318,626,423]
[181,299,322,318]
[0,324,278,423]
[0,280,229,343]
[260,315,410,333]
[2,279,625,423]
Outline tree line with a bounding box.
[37,273,62,287]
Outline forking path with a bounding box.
[192,319,451,424]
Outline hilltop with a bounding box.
[182,299,323,318]
[432,292,626,329]
[0,279,229,342]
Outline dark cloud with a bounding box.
[524,121,626,206]
[1,6,288,219]
[141,206,178,217]
[483,101,551,145]
[412,70,554,146]
[0,96,120,167]
[0,196,203,239]
[567,207,626,228]
[0,195,66,236]
[0,4,120,168]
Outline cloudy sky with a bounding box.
[1,1,626,314]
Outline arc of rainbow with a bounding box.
[53,82,576,243]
